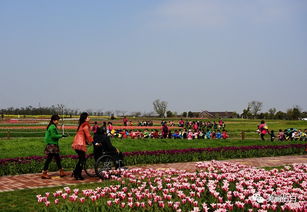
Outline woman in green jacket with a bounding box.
[41,115,68,179]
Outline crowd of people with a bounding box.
[91,124,229,140]
[88,118,230,140]
[257,120,307,141]
[276,128,307,141]
[122,118,227,131]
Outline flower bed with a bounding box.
[35,161,307,211]
[0,144,306,176]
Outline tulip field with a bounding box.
[34,161,307,211]
[0,117,306,211]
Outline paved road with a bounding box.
[0,155,306,192]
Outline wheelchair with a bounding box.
[83,151,123,179]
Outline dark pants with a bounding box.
[94,145,103,161]
[43,153,62,171]
[260,134,265,141]
[112,152,125,168]
[74,150,86,176]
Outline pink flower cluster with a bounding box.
[36,161,307,211]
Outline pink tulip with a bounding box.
[128,202,133,208]
[140,202,146,208]
[79,197,85,203]
[173,203,180,210]
[73,189,79,195]
[61,193,67,199]
[158,201,165,208]
[114,198,120,205]
[64,187,71,194]
[90,196,97,202]
[69,194,78,202]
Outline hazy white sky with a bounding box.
[1,0,307,114]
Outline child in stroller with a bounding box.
[93,127,126,169]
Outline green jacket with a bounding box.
[44,124,62,145]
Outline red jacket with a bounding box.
[258,124,268,134]
[72,122,93,152]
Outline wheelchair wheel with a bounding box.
[84,154,96,177]
[95,155,117,179]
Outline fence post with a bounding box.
[241,131,245,140]
[7,130,10,140]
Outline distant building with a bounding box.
[199,110,236,118]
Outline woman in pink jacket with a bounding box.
[72,112,93,180]
[258,120,268,141]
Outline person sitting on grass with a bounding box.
[297,129,306,141]
[198,130,204,139]
[172,130,181,139]
[269,130,275,141]
[301,129,307,141]
[278,129,285,141]
[293,131,300,141]
[205,130,211,139]
[151,129,159,138]
[187,130,193,140]
[211,131,216,139]
[216,130,222,139]
[143,129,150,138]
[178,119,184,127]
[222,130,229,139]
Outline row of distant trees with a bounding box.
[152,99,307,120]
[0,100,306,120]
[0,105,153,117]
[240,101,306,120]
[163,108,306,120]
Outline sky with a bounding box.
[1,0,307,114]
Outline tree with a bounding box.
[142,111,155,117]
[275,111,286,119]
[115,110,127,117]
[241,107,252,119]
[105,111,112,116]
[248,101,263,118]
[182,112,187,117]
[131,111,142,117]
[286,106,301,120]
[268,108,277,119]
[153,99,168,118]
[188,111,194,118]
[166,111,173,117]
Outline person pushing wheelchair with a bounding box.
[93,126,126,169]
